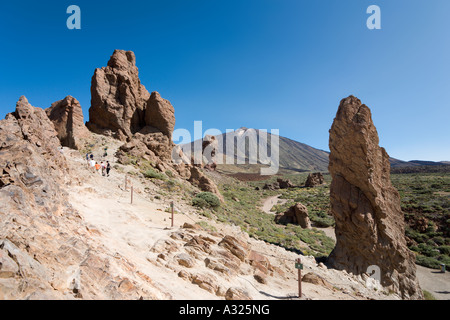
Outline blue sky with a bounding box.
[0,0,449,161]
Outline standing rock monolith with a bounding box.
[327,96,423,299]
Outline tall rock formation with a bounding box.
[327,96,423,299]
[86,50,150,140]
[46,96,91,150]
[87,49,223,202]
[87,50,177,163]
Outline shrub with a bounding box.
[142,168,167,180]
[415,254,441,269]
[192,192,221,208]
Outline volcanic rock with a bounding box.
[46,96,90,150]
[86,49,150,140]
[262,182,280,191]
[188,167,224,202]
[277,178,294,189]
[145,92,175,140]
[304,172,324,188]
[327,95,423,299]
[274,203,311,229]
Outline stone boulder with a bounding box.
[274,203,311,229]
[327,95,422,300]
[304,172,324,188]
[277,178,294,189]
[225,287,252,300]
[46,96,90,150]
[262,181,280,191]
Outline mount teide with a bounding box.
[183,127,330,174]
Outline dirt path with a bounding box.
[416,265,450,300]
[261,195,287,214]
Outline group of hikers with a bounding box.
[86,153,111,177]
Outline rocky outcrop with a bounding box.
[145,92,175,140]
[188,167,224,202]
[277,178,294,189]
[88,50,223,204]
[304,172,324,188]
[0,97,160,299]
[86,50,150,140]
[46,96,90,150]
[327,96,422,299]
[262,178,293,191]
[274,203,311,229]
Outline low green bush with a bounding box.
[142,168,167,180]
[192,192,221,208]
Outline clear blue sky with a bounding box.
[0,0,449,161]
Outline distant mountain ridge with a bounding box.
[182,127,449,175]
[183,127,330,174]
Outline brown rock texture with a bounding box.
[277,178,294,189]
[327,95,423,299]
[188,167,224,202]
[274,203,311,229]
[145,91,175,140]
[46,96,90,150]
[304,172,324,188]
[86,49,150,140]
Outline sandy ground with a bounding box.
[416,265,450,300]
[261,195,287,214]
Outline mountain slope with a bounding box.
[182,128,330,174]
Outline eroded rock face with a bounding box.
[188,167,224,202]
[86,50,150,140]
[327,96,422,300]
[145,91,175,140]
[46,96,90,150]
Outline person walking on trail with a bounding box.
[95,162,101,175]
[106,161,111,177]
[101,161,106,176]
[89,158,96,172]
[90,154,94,160]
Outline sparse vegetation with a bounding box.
[142,167,167,180]
[391,172,450,269]
[192,192,221,209]
[214,175,335,257]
